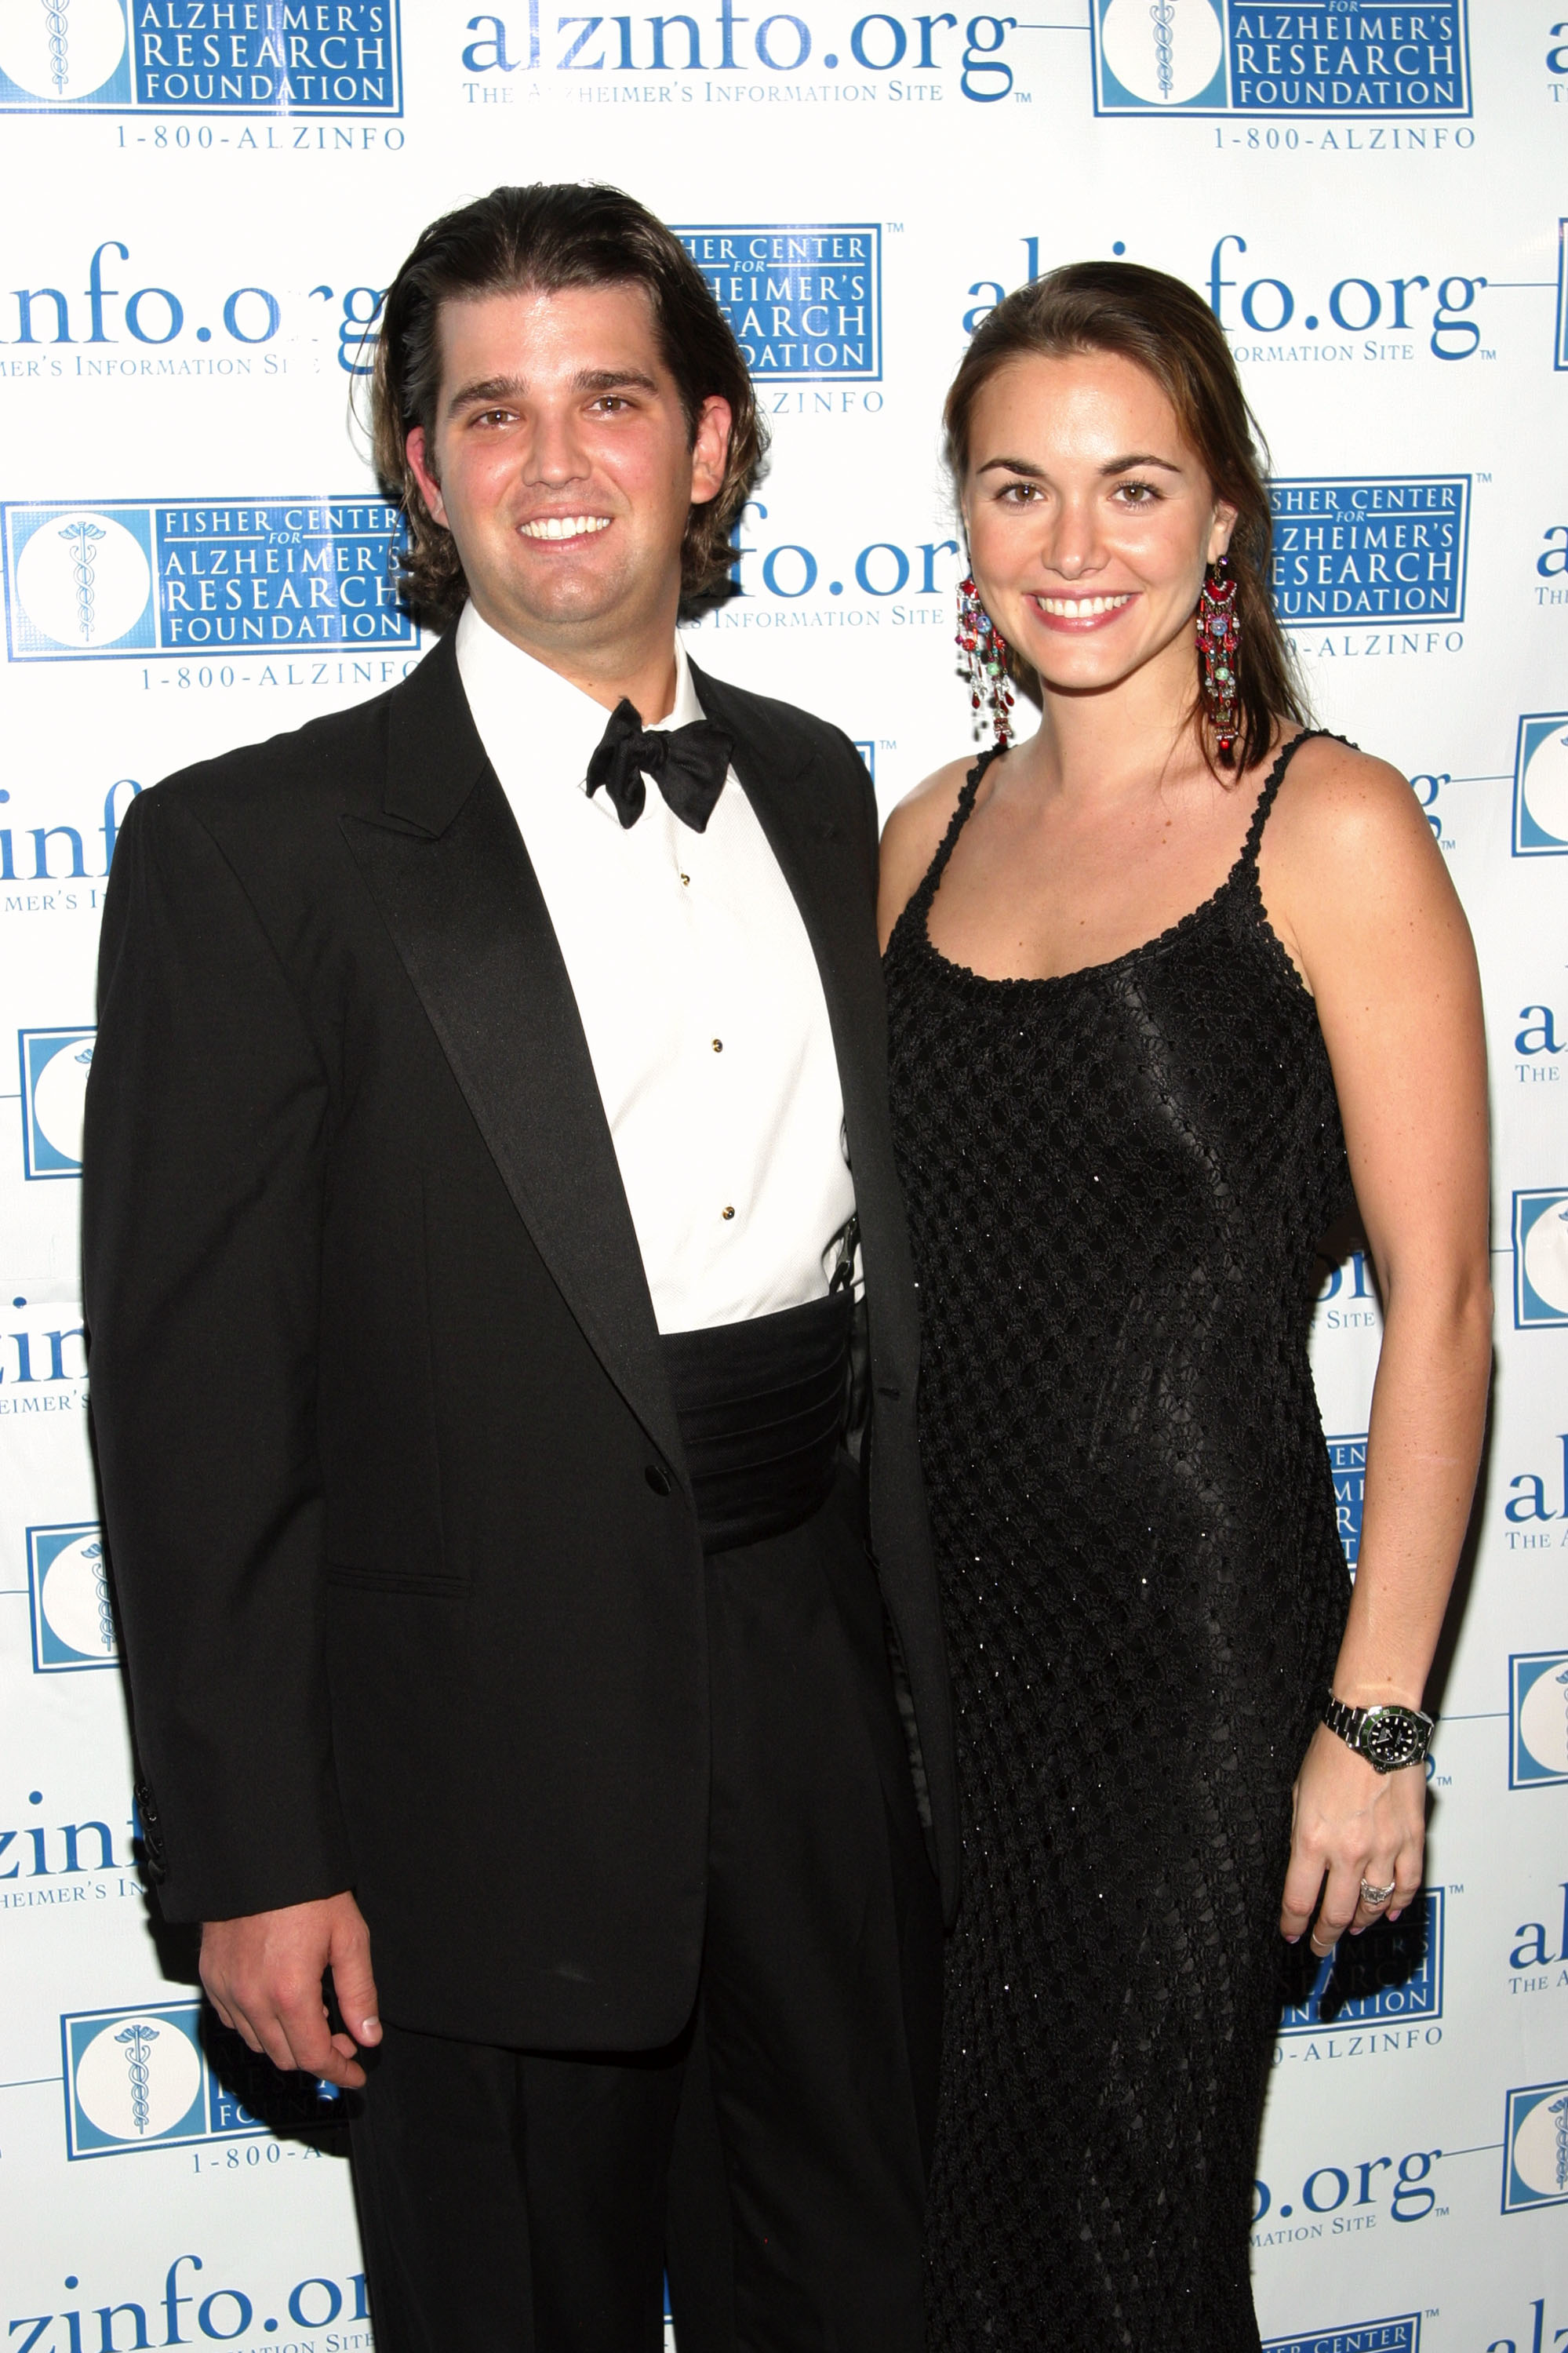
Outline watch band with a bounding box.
[1322,1693,1435,1773]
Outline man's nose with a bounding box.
[526,406,590,486]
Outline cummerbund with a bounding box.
[660,1289,853,1554]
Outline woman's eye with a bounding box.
[1118,481,1158,504]
[1000,482,1041,503]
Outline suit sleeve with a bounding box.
[82,784,352,1922]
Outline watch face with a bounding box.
[1361,1707,1426,1769]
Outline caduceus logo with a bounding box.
[9,508,151,653]
[1552,2093,1568,2194]
[114,2022,159,2136]
[85,1538,115,1653]
[59,517,106,642]
[40,0,71,93]
[1098,0,1222,107]
[1148,0,1174,100]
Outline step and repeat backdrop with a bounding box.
[2,3,1565,2347]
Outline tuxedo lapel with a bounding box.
[340,637,686,1486]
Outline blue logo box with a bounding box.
[1270,478,1468,627]
[1512,1190,1568,1326]
[0,0,402,113]
[1556,222,1568,373]
[1502,2079,1568,2214]
[1278,1890,1442,2037]
[1326,1433,1366,1573]
[1264,2322,1420,2353]
[1513,713,1568,856]
[27,1523,118,1672]
[673,227,882,382]
[1090,1,1469,118]
[18,1027,94,1178]
[62,2000,342,2158]
[1511,1653,1568,1790]
[2,499,413,662]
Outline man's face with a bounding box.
[405,280,731,661]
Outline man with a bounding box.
[82,184,957,2351]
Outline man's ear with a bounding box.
[689,396,733,507]
[406,426,449,528]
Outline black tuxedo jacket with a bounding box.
[82,632,957,2050]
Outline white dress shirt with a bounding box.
[454,602,857,1336]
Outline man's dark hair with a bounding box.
[370,183,766,629]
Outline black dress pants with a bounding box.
[347,1464,943,2353]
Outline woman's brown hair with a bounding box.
[944,260,1306,776]
[369,183,766,630]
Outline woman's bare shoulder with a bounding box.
[1264,732,1432,867]
[877,756,975,947]
[1260,729,1469,987]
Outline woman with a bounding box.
[878,263,1491,2350]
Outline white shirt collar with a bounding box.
[455,600,702,819]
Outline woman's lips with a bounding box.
[1026,590,1137,631]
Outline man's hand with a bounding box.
[201,1891,381,2090]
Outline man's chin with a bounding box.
[495,570,635,639]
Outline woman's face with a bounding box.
[962,347,1235,704]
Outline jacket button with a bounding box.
[645,1464,672,1496]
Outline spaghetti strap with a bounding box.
[907,745,1007,923]
[1239,728,1352,866]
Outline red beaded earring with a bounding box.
[956,574,1015,749]
[1197,555,1241,764]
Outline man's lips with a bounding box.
[1026,591,1137,629]
[517,515,613,542]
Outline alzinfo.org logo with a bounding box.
[0,0,402,112]
[1264,2320,1420,2353]
[18,1027,93,1178]
[1278,1892,1443,2038]
[1502,2079,1568,2214]
[675,227,880,381]
[27,1523,117,1672]
[1270,477,1468,626]
[1513,714,1568,856]
[61,2001,343,2158]
[2,500,412,660]
[1512,1191,1568,1328]
[1512,1653,1568,1790]
[1090,2,1469,118]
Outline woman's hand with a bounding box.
[1279,1722,1427,1955]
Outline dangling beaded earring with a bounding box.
[956,574,1015,750]
[1196,554,1241,765]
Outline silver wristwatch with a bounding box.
[1322,1692,1435,1773]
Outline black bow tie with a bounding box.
[586,697,733,834]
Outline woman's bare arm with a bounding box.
[1262,741,1492,1947]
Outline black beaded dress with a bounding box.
[885,730,1355,2351]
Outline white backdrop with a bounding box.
[2,5,1566,2347]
